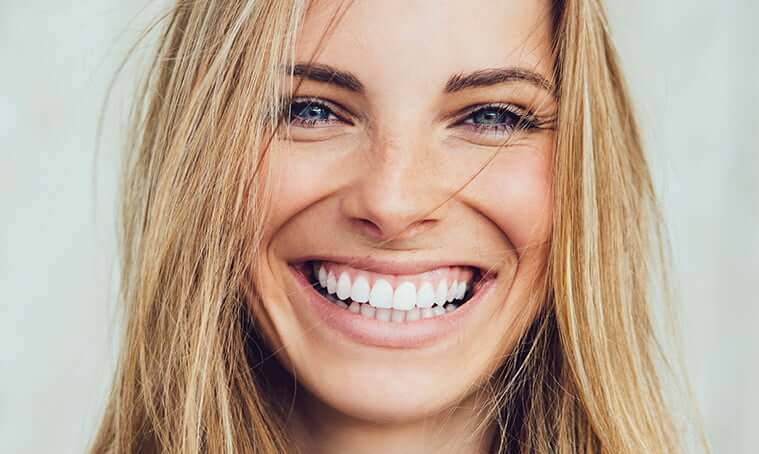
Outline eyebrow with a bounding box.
[289,63,555,96]
[445,67,555,95]
[290,63,364,92]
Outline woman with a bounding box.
[93,0,691,452]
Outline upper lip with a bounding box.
[293,255,493,276]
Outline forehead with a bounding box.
[297,0,555,91]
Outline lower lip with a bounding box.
[288,266,494,349]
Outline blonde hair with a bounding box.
[92,0,696,452]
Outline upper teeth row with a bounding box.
[316,265,468,311]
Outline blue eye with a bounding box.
[462,104,537,133]
[472,107,513,125]
[287,98,343,127]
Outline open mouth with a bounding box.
[298,260,492,322]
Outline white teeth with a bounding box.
[318,266,328,287]
[392,282,416,310]
[336,272,352,300]
[376,308,392,322]
[317,264,472,315]
[416,282,435,308]
[338,300,460,318]
[360,303,376,318]
[447,280,458,302]
[455,281,467,300]
[326,272,337,294]
[369,279,394,309]
[350,276,370,303]
[434,280,448,306]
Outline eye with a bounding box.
[457,103,538,135]
[286,97,350,128]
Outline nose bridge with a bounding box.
[342,131,441,241]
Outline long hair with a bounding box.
[92,1,689,452]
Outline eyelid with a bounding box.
[449,102,535,126]
[289,96,356,125]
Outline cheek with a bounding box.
[462,146,553,252]
[265,144,343,241]
[266,151,314,234]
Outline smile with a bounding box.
[301,260,490,322]
[289,257,498,348]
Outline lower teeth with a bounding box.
[316,285,461,322]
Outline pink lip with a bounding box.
[288,265,495,349]
[294,255,493,276]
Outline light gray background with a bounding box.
[1,1,756,452]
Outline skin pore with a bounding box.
[254,1,558,452]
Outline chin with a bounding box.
[299,360,483,424]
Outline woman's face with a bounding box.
[256,0,556,423]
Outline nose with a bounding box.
[340,135,444,243]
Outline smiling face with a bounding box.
[253,0,557,426]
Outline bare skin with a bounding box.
[254,1,557,452]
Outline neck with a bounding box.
[289,388,494,454]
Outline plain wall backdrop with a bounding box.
[1,1,756,452]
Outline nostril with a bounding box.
[352,218,384,239]
[351,217,437,242]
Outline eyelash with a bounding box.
[284,97,540,134]
[285,97,352,127]
[454,103,539,134]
